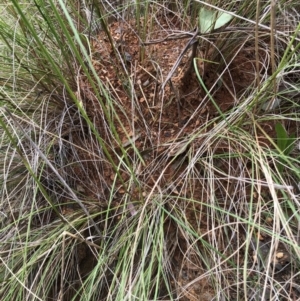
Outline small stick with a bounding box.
[168,79,182,123]
[142,30,197,45]
[181,38,199,83]
[160,27,199,92]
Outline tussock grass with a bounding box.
[0,1,300,300]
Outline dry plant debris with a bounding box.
[73,13,299,301]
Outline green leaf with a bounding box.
[199,8,233,34]
[275,123,288,152]
[275,123,296,156]
[286,133,296,155]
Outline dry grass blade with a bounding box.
[0,1,300,301]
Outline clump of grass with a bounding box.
[0,1,300,300]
